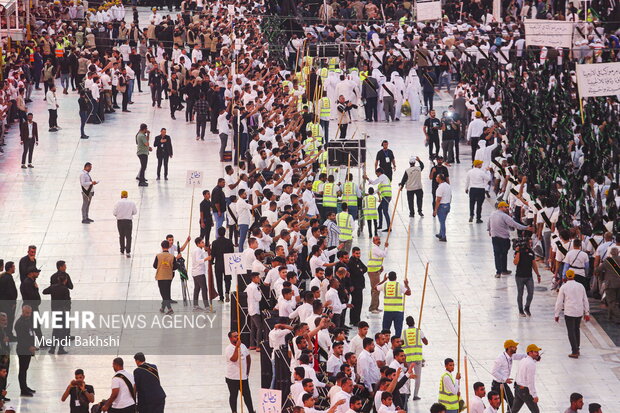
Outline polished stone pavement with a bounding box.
[0,25,619,413]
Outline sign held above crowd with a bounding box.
[576,62,620,97]
[416,0,442,21]
[524,19,574,48]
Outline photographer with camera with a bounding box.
[61,369,95,413]
[423,110,441,161]
[513,238,541,317]
[441,109,459,164]
[488,202,533,278]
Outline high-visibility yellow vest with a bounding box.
[319,151,328,175]
[328,57,338,69]
[378,179,392,199]
[367,247,384,272]
[342,182,357,204]
[360,71,368,82]
[403,327,423,362]
[304,137,318,158]
[362,195,378,221]
[337,212,352,241]
[384,281,403,312]
[438,372,459,410]
[320,97,331,119]
[320,67,328,81]
[307,122,322,140]
[55,42,65,58]
[282,80,292,90]
[349,67,358,75]
[312,180,323,195]
[323,182,337,207]
[399,16,407,26]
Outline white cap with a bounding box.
[409,156,417,163]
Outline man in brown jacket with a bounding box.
[152,240,179,314]
[596,246,620,323]
[20,113,38,169]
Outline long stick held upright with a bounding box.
[464,356,470,411]
[404,222,411,281]
[385,186,403,244]
[418,262,429,327]
[236,270,243,413]
[457,303,462,375]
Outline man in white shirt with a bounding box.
[465,160,490,223]
[224,330,255,413]
[433,174,451,242]
[470,382,487,413]
[490,339,526,408]
[191,237,210,310]
[241,238,258,270]
[236,189,267,252]
[439,358,460,413]
[349,322,369,356]
[325,278,350,327]
[357,338,380,392]
[112,190,137,257]
[330,378,353,413]
[327,341,345,376]
[554,270,590,358]
[484,391,501,413]
[80,162,98,224]
[46,85,60,131]
[512,344,541,413]
[466,111,486,157]
[562,239,589,286]
[101,357,135,412]
[244,273,263,351]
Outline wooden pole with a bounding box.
[500,384,505,413]
[457,303,462,375]
[384,186,403,244]
[418,262,429,327]
[236,274,243,413]
[404,222,411,281]
[346,154,351,182]
[464,356,470,412]
[579,97,585,124]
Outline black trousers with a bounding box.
[0,301,16,337]
[454,137,460,162]
[151,86,162,106]
[138,154,148,183]
[469,188,485,220]
[193,274,208,307]
[112,85,118,106]
[158,279,172,310]
[117,219,133,253]
[225,378,254,413]
[121,90,128,111]
[210,110,219,133]
[423,91,434,111]
[196,114,208,139]
[186,99,195,121]
[407,189,423,216]
[428,136,439,159]
[170,94,180,117]
[110,406,137,413]
[512,385,539,413]
[565,315,582,354]
[339,123,348,139]
[366,219,377,237]
[365,97,378,121]
[215,269,231,298]
[21,138,35,164]
[492,237,511,275]
[492,381,514,412]
[470,136,480,158]
[157,155,169,179]
[137,399,165,413]
[350,288,363,325]
[200,223,213,246]
[18,354,31,392]
[48,109,58,128]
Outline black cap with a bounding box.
[27,266,41,274]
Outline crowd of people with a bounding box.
[0,0,619,411]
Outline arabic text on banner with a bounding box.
[259,389,282,413]
[416,1,442,21]
[224,252,245,275]
[186,170,204,187]
[524,19,574,48]
[576,62,620,98]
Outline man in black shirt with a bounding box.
[50,260,74,289]
[0,262,18,340]
[200,189,214,246]
[133,352,166,413]
[42,273,71,354]
[15,305,36,397]
[211,227,235,301]
[61,369,95,413]
[78,91,91,139]
[212,178,227,234]
[374,140,396,181]
[18,245,37,282]
[513,240,541,317]
[348,247,368,326]
[441,110,459,164]
[428,156,450,208]
[423,110,441,160]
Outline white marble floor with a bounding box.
[0,81,618,413]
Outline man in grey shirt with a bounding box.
[564,392,584,413]
[399,155,424,217]
[488,202,531,278]
[136,123,152,187]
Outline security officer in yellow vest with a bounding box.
[368,236,388,313]
[322,175,340,219]
[402,316,429,401]
[375,271,410,336]
[153,240,179,315]
[362,187,379,237]
[341,174,362,220]
[439,358,461,413]
[318,91,331,142]
[364,168,392,232]
[337,203,355,253]
[312,173,327,217]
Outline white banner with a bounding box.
[576,62,620,97]
[493,0,501,22]
[259,389,282,413]
[416,1,442,21]
[524,19,574,48]
[223,252,245,275]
